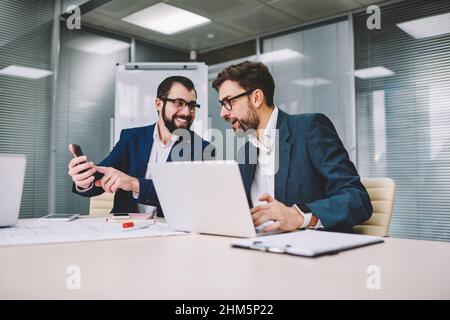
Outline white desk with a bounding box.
[1,227,449,299]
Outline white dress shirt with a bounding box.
[133,123,179,213]
[249,107,278,209]
[249,107,323,229]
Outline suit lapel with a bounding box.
[275,110,291,204]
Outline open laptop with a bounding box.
[0,154,26,227]
[150,160,260,238]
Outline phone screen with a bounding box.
[72,144,84,157]
[71,144,87,174]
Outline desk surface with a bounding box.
[1,224,449,299]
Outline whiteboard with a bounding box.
[114,62,208,143]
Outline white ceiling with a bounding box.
[81,0,386,53]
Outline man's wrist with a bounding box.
[75,181,94,192]
[132,178,139,193]
[293,204,312,229]
[295,208,305,228]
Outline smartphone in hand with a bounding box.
[70,144,88,174]
[69,144,104,180]
[71,144,84,158]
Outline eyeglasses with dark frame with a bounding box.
[218,88,255,111]
[160,97,200,113]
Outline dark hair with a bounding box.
[157,76,197,99]
[212,61,275,107]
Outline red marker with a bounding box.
[122,221,135,228]
[122,221,151,231]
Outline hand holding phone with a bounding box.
[69,144,87,173]
[68,144,96,189]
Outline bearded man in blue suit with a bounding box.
[68,76,214,215]
[213,61,372,233]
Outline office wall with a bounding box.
[0,0,56,217]
[199,40,256,65]
[262,18,356,162]
[354,0,450,241]
[135,39,188,62]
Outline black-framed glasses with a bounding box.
[160,97,200,113]
[218,89,255,111]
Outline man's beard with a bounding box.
[228,99,260,135]
[162,103,193,133]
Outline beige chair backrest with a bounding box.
[89,192,114,216]
[353,178,396,237]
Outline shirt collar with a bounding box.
[154,122,179,146]
[249,107,279,151]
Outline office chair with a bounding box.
[89,192,114,216]
[353,178,396,237]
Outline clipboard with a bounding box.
[231,229,384,257]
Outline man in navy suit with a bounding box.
[213,61,372,233]
[68,76,214,214]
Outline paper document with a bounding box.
[232,229,384,257]
[0,218,189,247]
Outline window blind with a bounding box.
[354,0,450,241]
[0,0,55,217]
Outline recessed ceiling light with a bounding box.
[293,77,331,88]
[65,34,130,55]
[260,49,304,64]
[0,65,53,79]
[354,66,394,79]
[397,13,450,39]
[122,3,211,35]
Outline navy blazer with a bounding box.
[73,123,214,214]
[239,110,372,232]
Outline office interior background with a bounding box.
[0,0,449,242]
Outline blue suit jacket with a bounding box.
[73,124,214,214]
[239,110,372,232]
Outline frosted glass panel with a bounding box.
[262,19,356,162]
